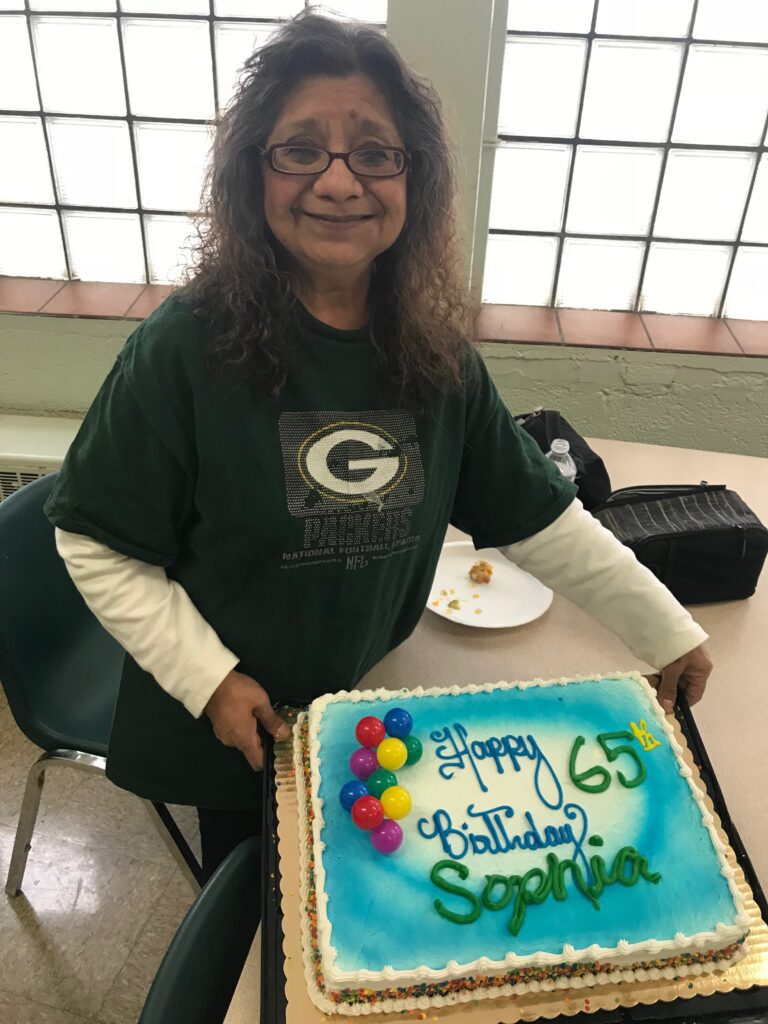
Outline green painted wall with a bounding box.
[480,342,768,458]
[1,313,767,456]
[1,313,130,418]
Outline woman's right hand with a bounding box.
[203,668,291,770]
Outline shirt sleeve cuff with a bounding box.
[55,527,241,718]
[180,649,241,719]
[498,499,710,670]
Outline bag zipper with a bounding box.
[591,481,725,512]
[738,524,747,558]
[621,523,756,556]
[513,407,544,422]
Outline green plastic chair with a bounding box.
[0,473,202,895]
[139,836,261,1024]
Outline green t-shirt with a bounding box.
[45,293,575,808]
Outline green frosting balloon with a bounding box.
[366,768,397,799]
[403,734,423,765]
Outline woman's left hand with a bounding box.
[654,642,713,712]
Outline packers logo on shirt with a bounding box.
[279,411,425,517]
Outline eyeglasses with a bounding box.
[258,144,409,178]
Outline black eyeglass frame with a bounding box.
[257,144,411,178]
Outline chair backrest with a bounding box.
[0,473,124,753]
[139,837,262,1024]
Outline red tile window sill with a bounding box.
[2,278,768,357]
[475,305,768,357]
[0,278,174,320]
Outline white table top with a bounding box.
[359,437,768,893]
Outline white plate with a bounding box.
[426,541,553,629]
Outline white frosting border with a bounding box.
[294,671,750,1015]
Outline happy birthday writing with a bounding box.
[428,722,563,807]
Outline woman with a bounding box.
[45,11,710,885]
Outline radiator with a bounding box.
[0,415,82,501]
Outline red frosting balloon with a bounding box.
[355,715,386,748]
[350,795,384,831]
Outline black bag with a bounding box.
[591,483,768,603]
[514,408,612,511]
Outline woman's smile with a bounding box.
[301,211,376,226]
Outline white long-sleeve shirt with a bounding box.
[55,497,707,719]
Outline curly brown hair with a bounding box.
[177,7,480,411]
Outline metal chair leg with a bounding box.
[142,801,202,894]
[6,748,202,898]
[5,748,105,897]
[5,757,46,897]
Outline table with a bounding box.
[258,437,768,1021]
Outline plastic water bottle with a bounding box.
[545,438,577,483]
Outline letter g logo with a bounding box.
[279,410,423,517]
[298,422,406,499]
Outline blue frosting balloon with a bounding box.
[384,707,413,739]
[339,779,369,812]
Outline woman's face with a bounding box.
[262,74,408,290]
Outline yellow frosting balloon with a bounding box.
[376,737,407,771]
[381,785,412,819]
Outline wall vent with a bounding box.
[0,468,51,502]
[0,415,81,503]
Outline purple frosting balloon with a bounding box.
[350,746,378,780]
[370,819,403,854]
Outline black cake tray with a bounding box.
[259,695,768,1024]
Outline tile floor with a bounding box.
[0,686,261,1024]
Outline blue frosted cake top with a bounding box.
[314,676,740,974]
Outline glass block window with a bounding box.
[0,1,386,284]
[487,0,768,319]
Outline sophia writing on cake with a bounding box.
[46,10,711,891]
